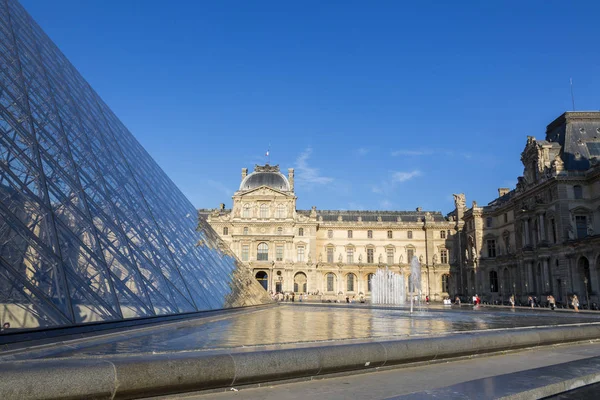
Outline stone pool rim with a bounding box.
[2,323,600,399]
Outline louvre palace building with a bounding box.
[204,111,600,305]
[202,165,456,301]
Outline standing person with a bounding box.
[425,295,430,305]
[476,294,481,305]
[572,295,579,312]
[509,295,515,308]
[547,295,556,310]
[472,294,477,305]
[455,296,461,305]
[528,296,534,308]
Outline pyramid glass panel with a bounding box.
[0,0,271,331]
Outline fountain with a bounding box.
[410,256,422,313]
[371,266,405,305]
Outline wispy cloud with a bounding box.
[391,150,432,156]
[295,147,334,186]
[392,170,421,183]
[380,199,393,209]
[371,170,422,194]
[357,147,370,156]
[207,179,233,197]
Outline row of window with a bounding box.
[328,230,449,239]
[242,203,288,219]
[320,273,451,293]
[243,242,448,264]
[224,227,306,236]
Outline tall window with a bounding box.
[276,204,286,218]
[486,217,493,228]
[368,273,374,292]
[407,248,414,262]
[223,227,228,235]
[504,213,508,223]
[347,248,354,264]
[489,270,498,292]
[347,274,355,291]
[440,249,448,264]
[298,228,304,236]
[576,216,587,239]
[367,248,374,264]
[387,230,393,239]
[241,245,249,261]
[276,245,284,261]
[277,227,283,235]
[260,204,269,218]
[387,248,394,265]
[551,219,557,243]
[367,230,373,239]
[407,231,413,239]
[257,242,269,261]
[574,185,583,199]
[441,274,450,293]
[503,233,510,253]
[348,230,353,239]
[440,230,446,239]
[243,226,249,235]
[243,204,251,218]
[328,230,333,238]
[487,240,496,258]
[327,247,334,263]
[327,273,335,292]
[297,246,305,262]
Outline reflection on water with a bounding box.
[29,304,600,359]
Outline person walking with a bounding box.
[509,295,515,308]
[572,295,579,312]
[547,295,556,310]
[528,296,534,308]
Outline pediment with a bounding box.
[238,185,291,198]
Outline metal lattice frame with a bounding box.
[0,0,269,330]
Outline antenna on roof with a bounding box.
[570,78,576,111]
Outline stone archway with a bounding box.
[255,271,268,291]
[294,272,307,293]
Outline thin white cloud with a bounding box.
[380,199,393,209]
[207,179,232,197]
[392,170,422,183]
[295,147,334,186]
[357,147,369,156]
[391,150,432,157]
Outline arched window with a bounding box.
[276,204,286,218]
[298,227,304,236]
[277,227,283,235]
[294,272,307,293]
[489,270,498,292]
[407,247,415,262]
[257,242,269,261]
[243,204,251,218]
[255,271,268,290]
[441,274,450,293]
[260,204,269,218]
[367,273,374,292]
[347,273,356,291]
[574,185,583,199]
[243,226,249,235]
[326,273,335,292]
[222,227,228,235]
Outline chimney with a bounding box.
[288,168,294,191]
[241,168,248,180]
[498,188,510,197]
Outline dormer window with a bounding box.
[298,227,304,236]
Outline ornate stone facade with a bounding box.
[455,112,600,306]
[201,165,455,301]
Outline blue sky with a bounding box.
[22,0,600,213]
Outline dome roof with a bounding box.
[239,165,290,191]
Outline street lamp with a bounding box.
[584,277,590,309]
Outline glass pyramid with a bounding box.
[0,0,271,331]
